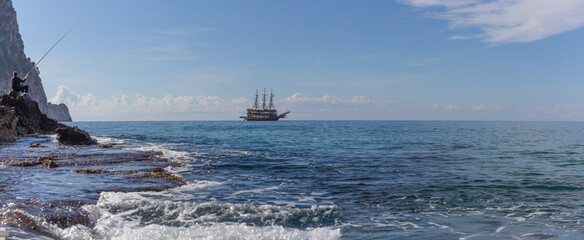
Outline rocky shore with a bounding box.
[0,93,186,238]
[0,136,185,238]
[0,92,93,145]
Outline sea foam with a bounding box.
[53,183,341,240]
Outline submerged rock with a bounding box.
[56,126,97,146]
[98,142,119,148]
[29,143,47,148]
[46,160,58,168]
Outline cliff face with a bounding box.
[47,102,72,121]
[0,0,72,121]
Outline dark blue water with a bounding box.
[3,121,584,239]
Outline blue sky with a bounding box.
[12,0,584,121]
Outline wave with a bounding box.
[57,222,341,240]
[30,130,343,239]
[93,136,126,145]
[233,186,280,195]
[0,205,54,240]
[52,187,341,240]
[123,143,193,162]
[89,189,339,228]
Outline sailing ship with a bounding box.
[240,89,290,121]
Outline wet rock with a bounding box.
[46,160,58,169]
[29,143,47,148]
[99,142,119,148]
[136,166,186,183]
[72,168,107,174]
[48,213,90,229]
[56,126,97,146]
[0,211,55,238]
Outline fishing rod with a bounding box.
[24,25,76,79]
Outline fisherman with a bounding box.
[11,71,29,94]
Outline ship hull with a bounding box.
[240,109,282,121]
[242,118,280,121]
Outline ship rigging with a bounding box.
[240,89,290,121]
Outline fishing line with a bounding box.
[24,25,76,79]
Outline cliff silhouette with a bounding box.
[0,0,72,121]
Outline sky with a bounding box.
[11,0,584,121]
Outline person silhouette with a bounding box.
[11,71,28,94]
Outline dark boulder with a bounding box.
[0,105,18,142]
[56,126,97,146]
[0,92,96,145]
[0,92,64,136]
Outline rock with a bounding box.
[0,93,65,136]
[29,143,47,148]
[56,126,97,146]
[46,160,58,169]
[0,92,93,144]
[0,105,18,142]
[98,143,118,149]
[47,102,72,121]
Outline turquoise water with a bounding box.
[2,121,584,239]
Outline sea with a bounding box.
[2,121,584,240]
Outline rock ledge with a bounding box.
[56,126,97,146]
[0,92,94,145]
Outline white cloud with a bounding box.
[58,87,584,121]
[280,93,401,119]
[400,0,584,43]
[48,85,250,120]
[48,85,96,107]
[431,103,460,111]
[49,87,404,120]
[470,104,505,111]
[470,104,486,111]
[431,103,505,112]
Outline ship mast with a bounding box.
[261,88,267,110]
[253,89,259,109]
[268,88,275,110]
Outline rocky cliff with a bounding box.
[47,102,72,121]
[0,0,72,121]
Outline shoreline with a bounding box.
[0,135,186,239]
